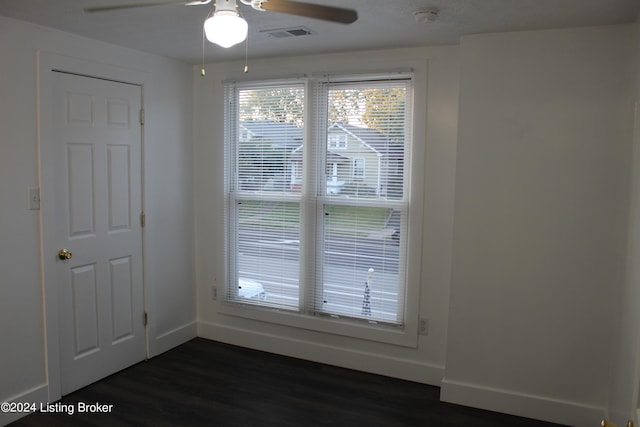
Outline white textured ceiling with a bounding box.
[0,0,638,64]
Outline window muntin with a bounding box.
[225,76,411,327]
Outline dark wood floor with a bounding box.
[10,338,566,427]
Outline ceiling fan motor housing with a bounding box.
[217,0,239,12]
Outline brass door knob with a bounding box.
[58,249,73,260]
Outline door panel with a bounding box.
[109,256,134,343]
[52,71,144,395]
[107,145,131,231]
[67,143,95,237]
[70,263,99,356]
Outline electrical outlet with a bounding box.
[419,317,429,336]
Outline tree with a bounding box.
[237,84,406,142]
[327,86,406,141]
[328,89,361,125]
[361,87,406,142]
[239,87,304,127]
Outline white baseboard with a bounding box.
[0,384,49,427]
[606,406,639,427]
[197,320,444,386]
[150,321,197,357]
[0,323,197,427]
[441,378,603,427]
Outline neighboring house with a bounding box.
[240,120,304,149]
[294,123,403,196]
[238,121,304,191]
[239,121,403,196]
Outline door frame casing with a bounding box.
[38,51,149,403]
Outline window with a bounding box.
[352,157,365,179]
[224,74,413,332]
[328,133,347,149]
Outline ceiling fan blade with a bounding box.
[84,0,210,13]
[259,0,357,24]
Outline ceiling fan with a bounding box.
[85,0,358,47]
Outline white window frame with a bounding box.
[328,133,347,149]
[219,67,426,348]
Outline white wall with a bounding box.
[607,21,640,427]
[0,17,195,426]
[194,46,459,384]
[442,25,636,426]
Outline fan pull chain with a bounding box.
[200,24,206,77]
[241,7,249,73]
[243,34,249,73]
[201,7,215,77]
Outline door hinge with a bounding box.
[139,109,145,125]
[143,312,148,326]
[140,211,145,227]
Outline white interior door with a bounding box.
[51,71,145,395]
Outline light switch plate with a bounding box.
[419,317,428,336]
[28,187,40,210]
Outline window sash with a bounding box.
[226,82,305,311]
[228,196,301,310]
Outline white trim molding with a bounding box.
[151,321,198,357]
[0,384,48,426]
[198,320,443,386]
[441,378,603,427]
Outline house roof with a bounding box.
[241,120,401,156]
[329,123,401,155]
[240,121,304,148]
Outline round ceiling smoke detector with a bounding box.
[414,8,439,23]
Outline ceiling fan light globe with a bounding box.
[204,11,248,48]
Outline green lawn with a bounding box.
[238,201,391,234]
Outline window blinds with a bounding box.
[225,76,412,326]
[227,82,305,310]
[313,80,410,324]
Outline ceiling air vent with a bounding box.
[262,27,313,39]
